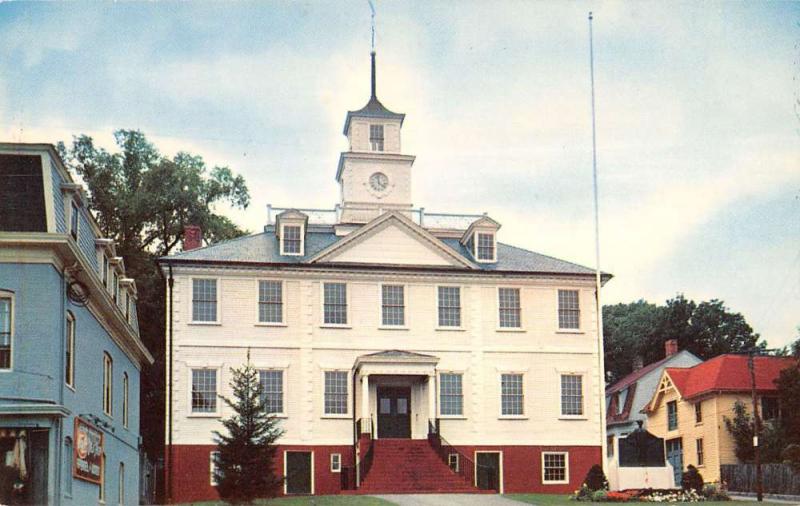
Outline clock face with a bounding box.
[369,172,389,192]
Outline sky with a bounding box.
[1,1,798,348]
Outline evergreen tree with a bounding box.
[213,352,283,504]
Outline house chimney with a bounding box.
[665,339,679,357]
[183,225,202,251]
[632,356,644,371]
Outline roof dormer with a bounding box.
[275,210,308,256]
[461,215,501,263]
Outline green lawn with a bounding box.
[179,496,395,506]
[504,494,790,505]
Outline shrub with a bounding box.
[783,443,800,472]
[571,484,593,501]
[682,465,705,492]
[702,482,730,501]
[584,463,610,491]
[592,490,609,502]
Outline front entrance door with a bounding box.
[666,438,683,486]
[476,452,501,491]
[285,451,312,495]
[377,387,411,438]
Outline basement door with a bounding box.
[377,387,411,438]
[475,452,501,492]
[666,438,683,487]
[285,451,312,495]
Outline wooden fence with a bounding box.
[720,464,800,495]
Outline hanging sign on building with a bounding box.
[73,417,104,484]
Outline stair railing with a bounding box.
[355,417,375,488]
[427,418,475,488]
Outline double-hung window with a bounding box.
[667,400,678,431]
[323,283,347,325]
[440,373,463,416]
[370,124,384,151]
[102,255,109,288]
[65,312,75,388]
[103,353,113,416]
[281,225,302,255]
[70,201,79,240]
[437,286,461,328]
[381,285,405,326]
[122,373,129,428]
[192,278,218,322]
[761,397,780,421]
[259,370,284,414]
[258,281,283,324]
[476,233,495,261]
[501,373,524,416]
[324,371,348,415]
[542,452,568,484]
[695,402,703,423]
[192,368,217,413]
[209,451,221,486]
[696,439,704,466]
[558,289,580,329]
[560,374,583,416]
[0,294,10,369]
[498,288,521,328]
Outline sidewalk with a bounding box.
[731,493,800,505]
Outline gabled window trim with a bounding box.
[0,290,14,371]
[280,223,304,256]
[474,231,497,263]
[255,279,286,326]
[190,277,221,325]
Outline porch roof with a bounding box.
[354,350,439,372]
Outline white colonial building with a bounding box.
[161,52,610,501]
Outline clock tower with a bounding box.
[336,51,416,224]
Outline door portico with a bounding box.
[354,350,439,440]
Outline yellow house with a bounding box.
[645,354,794,484]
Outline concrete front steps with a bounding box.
[357,439,482,494]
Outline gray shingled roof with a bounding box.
[343,96,405,135]
[162,230,602,276]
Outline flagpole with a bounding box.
[588,11,608,473]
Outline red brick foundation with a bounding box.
[166,443,599,502]
[166,444,354,503]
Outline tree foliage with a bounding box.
[58,130,250,459]
[213,355,284,503]
[723,400,785,463]
[774,358,800,446]
[603,295,764,384]
[681,465,704,492]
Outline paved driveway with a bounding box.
[374,494,522,506]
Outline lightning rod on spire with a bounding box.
[368,0,376,51]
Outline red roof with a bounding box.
[607,350,695,395]
[665,355,796,400]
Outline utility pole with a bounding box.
[747,349,763,502]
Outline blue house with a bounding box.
[0,143,153,505]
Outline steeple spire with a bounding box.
[371,51,377,99]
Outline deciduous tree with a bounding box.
[58,130,250,460]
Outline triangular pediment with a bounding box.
[309,212,475,268]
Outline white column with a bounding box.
[361,374,370,433]
[428,374,436,424]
